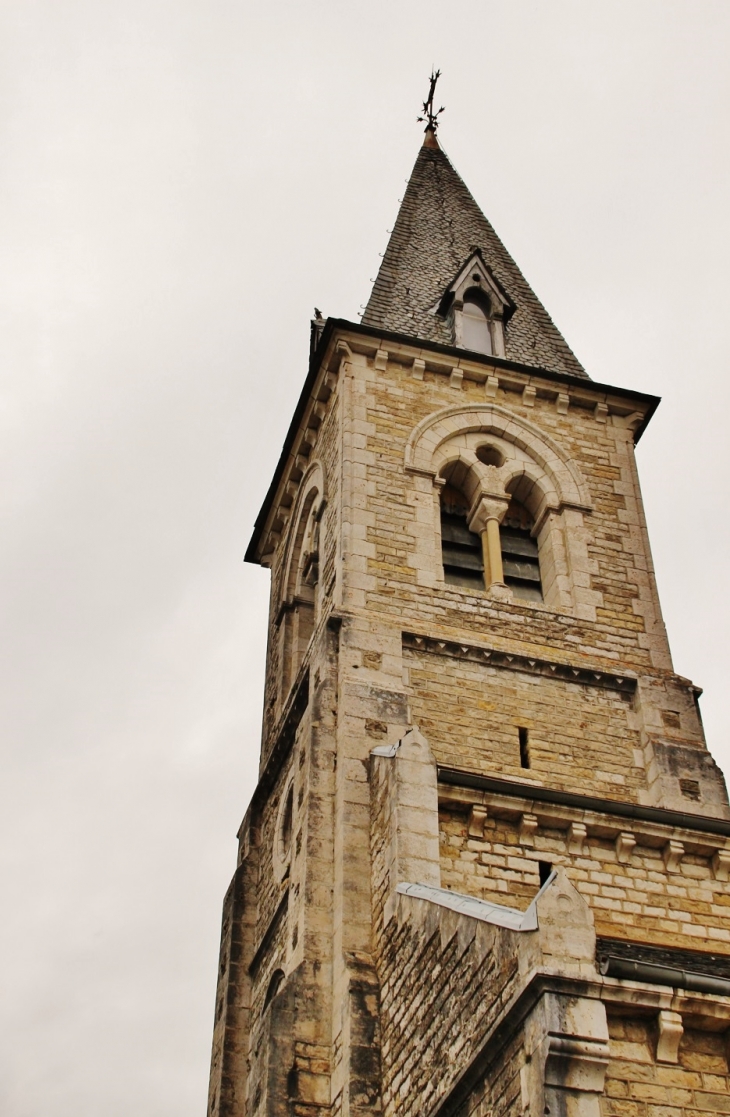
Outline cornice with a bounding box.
[437,766,730,840]
[245,318,661,565]
[403,630,637,694]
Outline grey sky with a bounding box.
[1,2,728,1113]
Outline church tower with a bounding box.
[207,95,730,1117]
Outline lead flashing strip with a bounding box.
[396,877,554,932]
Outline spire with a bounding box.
[362,110,586,379]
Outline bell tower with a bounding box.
[207,89,730,1117]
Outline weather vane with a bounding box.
[417,68,445,133]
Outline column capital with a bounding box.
[467,493,509,535]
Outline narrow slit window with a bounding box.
[518,727,530,769]
[440,484,484,589]
[500,499,542,602]
[538,861,553,887]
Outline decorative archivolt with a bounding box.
[279,460,325,605]
[404,403,592,524]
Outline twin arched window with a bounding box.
[440,483,542,602]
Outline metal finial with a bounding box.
[417,68,445,133]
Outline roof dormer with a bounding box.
[436,250,515,358]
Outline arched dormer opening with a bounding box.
[460,288,492,355]
[435,252,514,358]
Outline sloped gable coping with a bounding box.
[396,874,556,932]
[433,248,516,321]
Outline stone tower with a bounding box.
[207,120,730,1117]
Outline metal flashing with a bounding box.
[396,872,556,932]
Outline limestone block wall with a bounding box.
[207,863,253,1117]
[406,647,642,797]
[439,802,730,951]
[255,338,717,822]
[244,910,291,1115]
[262,380,342,740]
[369,728,526,1117]
[376,896,523,1117]
[604,1015,730,1117]
[353,347,670,674]
[229,327,730,1117]
[369,726,617,1117]
[250,685,317,940]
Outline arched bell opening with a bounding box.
[438,459,485,590]
[500,494,543,603]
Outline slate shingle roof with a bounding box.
[362,135,587,379]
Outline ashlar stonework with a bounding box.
[206,125,730,1117]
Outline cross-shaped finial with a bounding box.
[417,69,445,133]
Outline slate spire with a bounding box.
[362,134,587,378]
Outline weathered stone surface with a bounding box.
[205,132,730,1117]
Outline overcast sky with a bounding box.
[1,3,729,1114]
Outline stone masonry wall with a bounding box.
[254,738,301,936]
[406,647,641,798]
[354,352,668,677]
[603,1015,730,1117]
[454,1029,528,1117]
[376,895,523,1117]
[218,325,730,1117]
[368,728,522,1117]
[439,804,730,951]
[264,385,341,736]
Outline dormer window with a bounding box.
[461,290,492,355]
[434,250,515,359]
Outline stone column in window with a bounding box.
[469,495,509,590]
